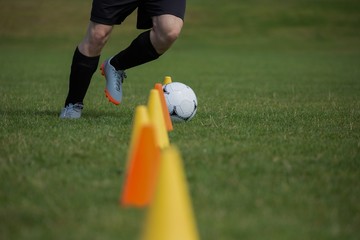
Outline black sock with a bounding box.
[65,47,100,106]
[110,30,161,70]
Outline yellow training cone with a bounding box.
[147,89,169,149]
[163,76,172,85]
[125,105,150,170]
[128,106,150,154]
[141,145,200,240]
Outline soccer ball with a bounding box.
[163,82,198,123]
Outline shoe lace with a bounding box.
[114,70,127,91]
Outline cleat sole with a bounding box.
[105,89,120,105]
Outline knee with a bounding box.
[161,27,181,45]
[153,25,182,54]
[90,27,111,47]
[80,23,112,56]
[151,16,183,53]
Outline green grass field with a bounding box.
[1,0,359,239]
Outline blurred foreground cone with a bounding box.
[147,89,169,149]
[141,145,200,240]
[126,105,150,166]
[163,76,172,85]
[120,124,161,207]
[154,83,173,132]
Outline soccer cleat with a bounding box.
[100,58,126,105]
[59,103,83,119]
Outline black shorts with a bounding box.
[91,0,186,29]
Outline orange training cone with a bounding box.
[154,83,173,132]
[120,124,161,207]
[147,89,170,149]
[141,145,200,240]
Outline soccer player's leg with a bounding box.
[102,0,186,105]
[79,22,113,57]
[105,29,161,105]
[150,14,183,54]
[78,23,125,105]
[107,15,184,104]
[60,22,113,118]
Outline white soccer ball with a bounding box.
[163,82,198,123]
